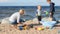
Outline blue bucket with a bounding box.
[19,26,23,30]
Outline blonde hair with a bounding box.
[19,9,24,12]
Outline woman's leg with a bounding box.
[11,20,18,29]
[19,19,25,24]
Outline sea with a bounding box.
[0,6,60,21]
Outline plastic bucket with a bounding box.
[19,26,23,30]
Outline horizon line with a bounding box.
[0,5,59,6]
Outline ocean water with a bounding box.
[0,6,60,21]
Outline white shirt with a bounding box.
[9,12,20,23]
[37,9,41,16]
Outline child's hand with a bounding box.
[50,13,52,15]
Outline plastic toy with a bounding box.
[19,26,23,30]
[19,24,33,30]
[35,27,44,30]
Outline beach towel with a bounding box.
[40,17,56,28]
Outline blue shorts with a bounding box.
[11,19,25,25]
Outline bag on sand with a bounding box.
[40,17,56,29]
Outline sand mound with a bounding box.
[1,17,10,24]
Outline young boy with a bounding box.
[47,0,55,18]
[36,5,42,24]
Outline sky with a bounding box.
[0,0,60,6]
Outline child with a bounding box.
[47,0,55,18]
[36,5,42,24]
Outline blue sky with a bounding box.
[0,0,60,6]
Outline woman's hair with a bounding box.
[19,9,24,12]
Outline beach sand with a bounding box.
[0,23,60,34]
[0,18,60,34]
